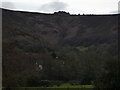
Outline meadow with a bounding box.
[2,84,94,90]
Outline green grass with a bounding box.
[48,83,94,88]
[2,84,94,90]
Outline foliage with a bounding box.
[95,56,119,89]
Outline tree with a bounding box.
[95,56,120,89]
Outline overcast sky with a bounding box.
[1,0,119,14]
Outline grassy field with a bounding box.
[2,84,94,90]
[48,83,94,88]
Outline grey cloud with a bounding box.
[2,2,15,9]
[109,11,119,14]
[39,1,68,12]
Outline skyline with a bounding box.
[1,0,119,14]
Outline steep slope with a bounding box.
[3,9,118,46]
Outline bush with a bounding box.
[69,80,79,85]
[53,81,63,86]
[27,77,40,87]
[39,80,52,87]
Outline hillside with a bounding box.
[3,9,118,46]
[2,9,119,87]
